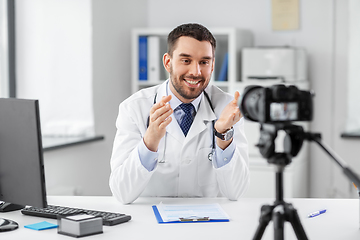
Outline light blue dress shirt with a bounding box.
[139,83,235,171]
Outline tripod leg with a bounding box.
[253,205,273,240]
[286,203,308,240]
[273,205,285,240]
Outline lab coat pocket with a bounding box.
[197,147,217,188]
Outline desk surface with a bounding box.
[0,196,359,239]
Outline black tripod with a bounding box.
[252,123,360,240]
[251,123,308,240]
[253,153,308,240]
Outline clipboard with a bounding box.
[152,203,230,224]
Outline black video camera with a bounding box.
[239,84,313,124]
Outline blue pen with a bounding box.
[308,209,326,218]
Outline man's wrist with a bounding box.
[214,127,234,141]
[143,134,160,152]
[214,121,227,134]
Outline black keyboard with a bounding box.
[21,205,131,226]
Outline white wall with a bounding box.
[42,0,358,199]
[43,0,148,196]
[0,0,9,97]
[332,0,360,198]
[16,0,95,137]
[346,0,360,133]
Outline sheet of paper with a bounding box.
[156,202,229,222]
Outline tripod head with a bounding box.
[256,122,360,189]
[256,123,310,166]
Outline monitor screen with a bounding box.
[0,98,47,209]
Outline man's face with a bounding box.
[163,36,215,103]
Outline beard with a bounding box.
[169,66,210,100]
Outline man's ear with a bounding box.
[211,57,215,73]
[163,53,171,73]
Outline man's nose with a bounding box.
[188,62,201,76]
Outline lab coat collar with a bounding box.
[154,80,168,104]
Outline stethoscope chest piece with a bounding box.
[208,149,215,162]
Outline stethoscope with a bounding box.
[146,90,216,163]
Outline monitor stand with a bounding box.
[0,202,24,232]
[0,202,24,212]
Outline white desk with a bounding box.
[0,196,359,239]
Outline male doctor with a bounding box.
[109,23,249,204]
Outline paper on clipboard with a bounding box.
[152,202,230,223]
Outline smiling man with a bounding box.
[109,23,250,204]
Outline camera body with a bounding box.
[239,84,313,124]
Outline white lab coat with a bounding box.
[109,81,250,204]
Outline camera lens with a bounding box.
[239,86,264,122]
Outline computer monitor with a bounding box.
[0,98,47,231]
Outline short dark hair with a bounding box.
[167,23,216,57]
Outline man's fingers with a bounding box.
[233,91,240,104]
[161,95,172,104]
[159,116,172,129]
[154,108,173,124]
[150,104,171,122]
[150,95,172,114]
[234,110,242,121]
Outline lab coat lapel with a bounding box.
[156,81,184,143]
[167,115,185,143]
[185,92,217,143]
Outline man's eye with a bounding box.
[182,59,190,64]
[201,61,209,65]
